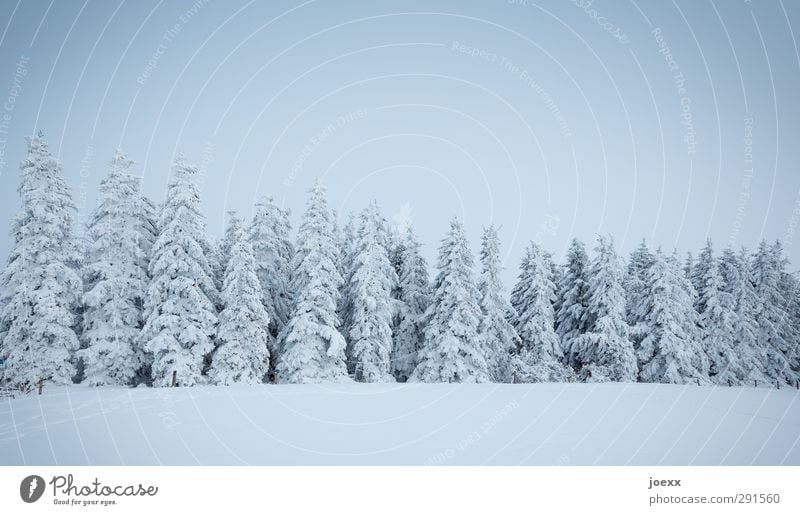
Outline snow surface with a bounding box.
[1,383,798,465]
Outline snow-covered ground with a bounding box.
[1,383,798,466]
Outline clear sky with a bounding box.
[0,0,798,285]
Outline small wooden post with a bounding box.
[171,370,177,387]
[36,378,43,395]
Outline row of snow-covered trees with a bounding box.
[1,134,799,388]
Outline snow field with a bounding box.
[1,383,797,466]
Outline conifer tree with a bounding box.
[625,240,654,350]
[0,133,82,388]
[555,238,590,369]
[348,202,397,382]
[391,226,430,382]
[331,209,344,281]
[719,247,768,384]
[204,236,224,299]
[510,242,571,382]
[337,212,358,349]
[79,150,153,386]
[276,180,348,383]
[683,252,694,281]
[691,239,715,315]
[699,254,742,385]
[571,236,637,382]
[780,271,800,378]
[477,225,520,382]
[388,227,407,282]
[140,156,218,387]
[208,222,272,385]
[635,251,709,384]
[219,211,244,278]
[410,218,489,383]
[250,197,294,341]
[752,241,795,384]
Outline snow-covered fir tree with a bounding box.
[752,241,795,384]
[625,240,654,350]
[340,211,358,280]
[219,211,244,280]
[386,224,408,310]
[510,242,571,383]
[140,156,218,387]
[249,197,294,341]
[386,224,406,366]
[477,225,520,382]
[203,235,224,296]
[772,242,799,378]
[391,226,430,382]
[331,209,344,281]
[555,238,590,369]
[699,252,742,385]
[719,247,767,384]
[134,190,158,383]
[410,218,489,383]
[208,222,272,385]
[635,250,709,384]
[673,250,702,335]
[337,211,358,346]
[276,180,349,383]
[683,252,693,280]
[388,227,406,280]
[691,239,715,315]
[571,236,637,382]
[79,150,154,386]
[780,271,800,377]
[348,202,397,382]
[0,133,83,388]
[330,208,353,357]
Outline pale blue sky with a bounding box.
[0,0,798,283]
